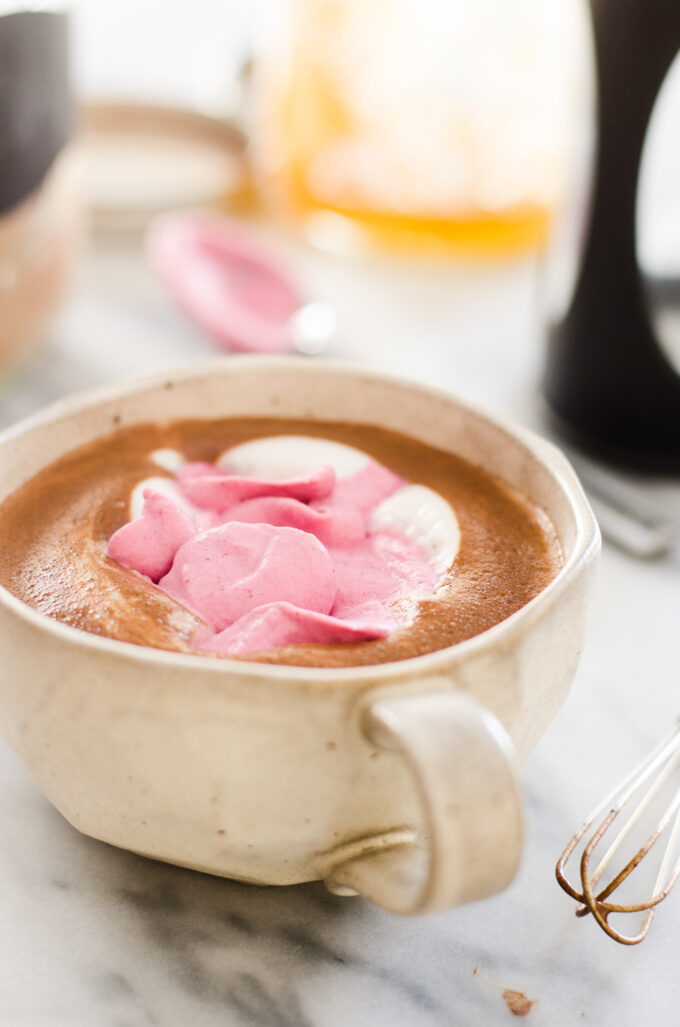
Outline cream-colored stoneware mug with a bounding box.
[0,359,600,915]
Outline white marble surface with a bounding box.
[1,235,680,1026]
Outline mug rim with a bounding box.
[0,356,600,685]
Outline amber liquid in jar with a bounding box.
[255,0,591,258]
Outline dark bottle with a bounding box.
[0,8,72,216]
[543,0,680,474]
[0,6,79,367]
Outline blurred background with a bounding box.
[2,0,680,552]
[5,6,680,1019]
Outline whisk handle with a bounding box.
[324,684,523,914]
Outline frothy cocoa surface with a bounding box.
[0,418,562,667]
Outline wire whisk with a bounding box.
[556,721,680,944]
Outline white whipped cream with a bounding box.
[369,484,460,575]
[150,448,186,473]
[130,475,196,521]
[217,435,368,480]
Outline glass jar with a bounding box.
[253,0,593,259]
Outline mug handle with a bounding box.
[324,685,523,914]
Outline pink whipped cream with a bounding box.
[106,439,458,656]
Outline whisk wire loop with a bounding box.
[556,722,680,944]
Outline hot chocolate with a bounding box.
[0,417,562,667]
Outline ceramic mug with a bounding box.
[0,359,600,915]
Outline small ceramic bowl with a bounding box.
[0,359,600,915]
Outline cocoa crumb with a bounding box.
[502,990,535,1017]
